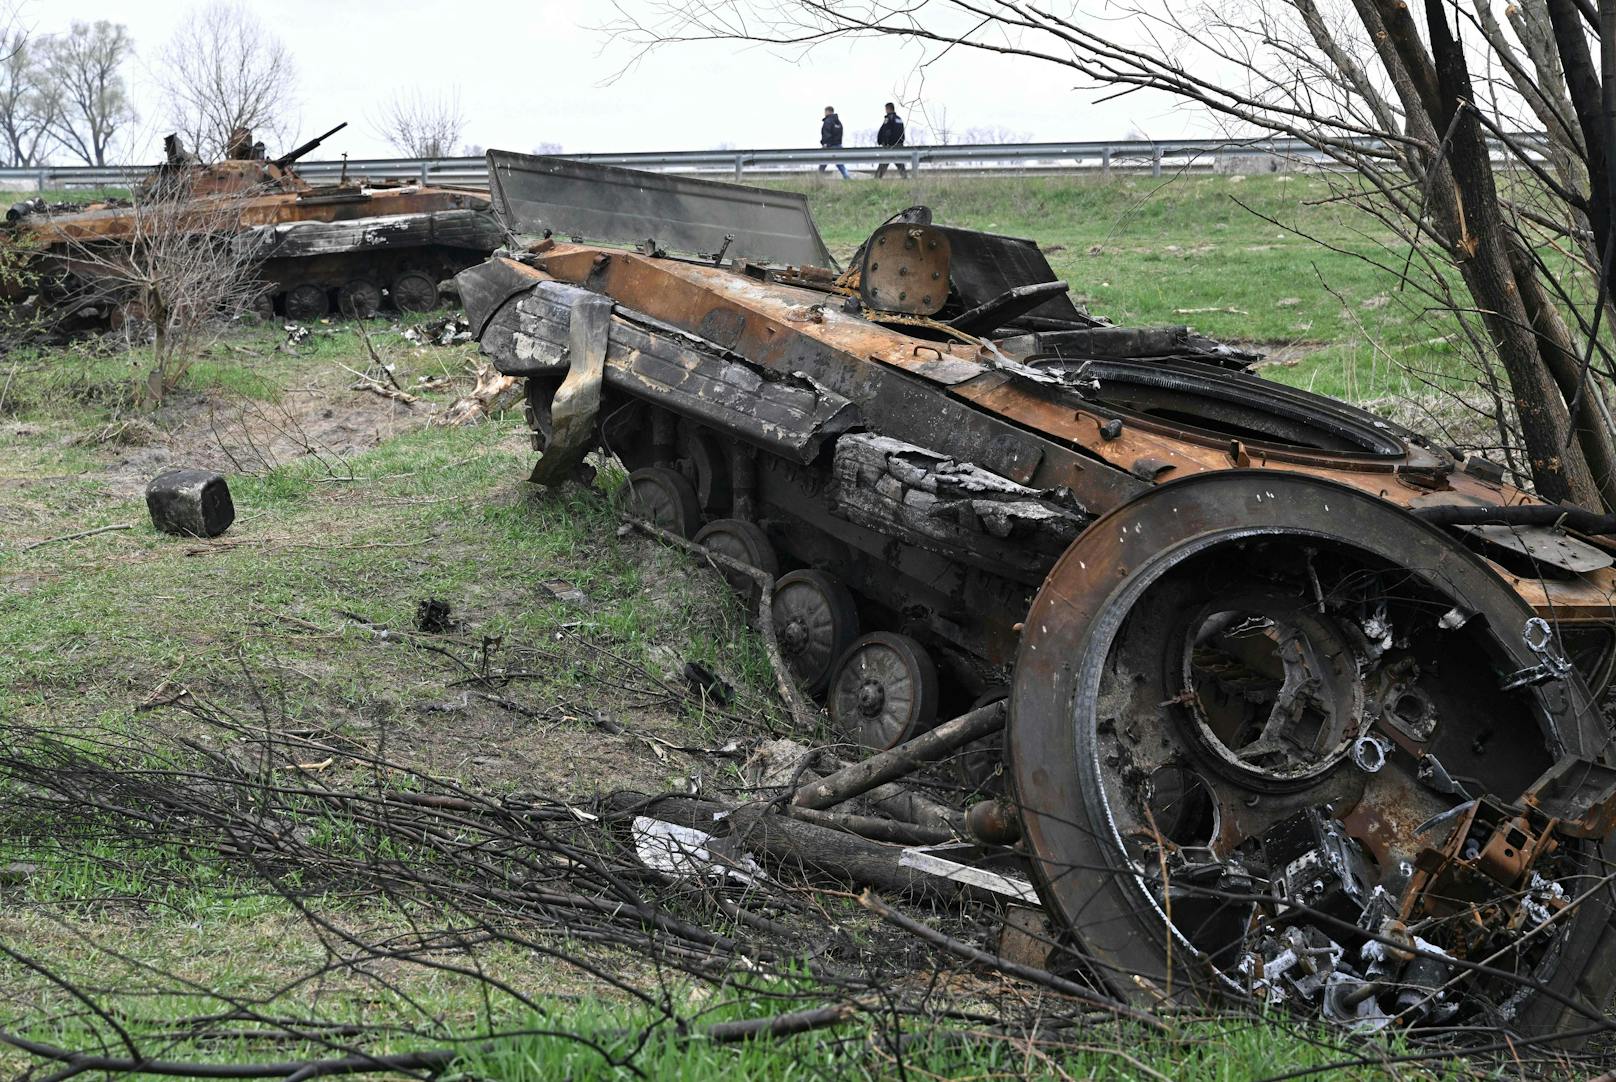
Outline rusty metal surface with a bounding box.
[5,125,502,320]
[461,173,1616,1035]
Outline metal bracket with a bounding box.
[528,291,613,487]
[1501,617,1573,691]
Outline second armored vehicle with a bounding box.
[5,123,504,322]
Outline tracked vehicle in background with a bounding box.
[460,152,1616,1046]
[5,123,503,322]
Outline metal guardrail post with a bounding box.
[1101,147,1111,178]
[419,161,430,185]
[910,149,920,175]
[1152,146,1163,177]
[35,168,46,191]
[734,154,743,181]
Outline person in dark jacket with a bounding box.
[875,102,907,178]
[819,106,849,179]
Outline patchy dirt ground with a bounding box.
[0,325,783,806]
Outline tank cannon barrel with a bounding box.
[272,122,347,169]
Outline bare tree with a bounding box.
[23,177,268,402]
[0,26,56,167]
[373,87,463,159]
[611,1,1616,512]
[40,19,134,167]
[156,1,298,161]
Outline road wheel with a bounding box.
[771,569,859,698]
[693,518,778,605]
[337,279,382,318]
[392,271,440,313]
[828,632,939,751]
[284,283,328,320]
[621,466,702,539]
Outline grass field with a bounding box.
[0,175,1570,1079]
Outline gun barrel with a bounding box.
[272,122,348,168]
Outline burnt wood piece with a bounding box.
[145,468,234,537]
[829,433,1088,580]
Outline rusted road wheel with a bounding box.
[621,467,702,538]
[772,569,859,697]
[693,518,778,604]
[337,279,382,318]
[392,271,440,313]
[1010,471,1615,1038]
[829,631,940,751]
[283,283,328,320]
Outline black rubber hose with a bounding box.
[1413,503,1616,535]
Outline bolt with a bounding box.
[899,291,907,300]
[871,261,879,270]
[922,295,932,305]
[898,266,908,276]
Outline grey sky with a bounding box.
[37,0,1206,163]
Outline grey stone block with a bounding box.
[145,468,234,537]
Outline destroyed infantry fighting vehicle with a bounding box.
[3,123,503,323]
[459,153,1616,1045]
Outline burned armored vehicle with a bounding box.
[5,124,502,322]
[459,152,1616,1044]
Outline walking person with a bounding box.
[875,102,907,178]
[819,106,849,179]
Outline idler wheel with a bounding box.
[621,467,702,538]
[693,518,778,605]
[337,279,382,318]
[770,569,859,697]
[391,271,440,313]
[1009,471,1607,1022]
[828,632,939,751]
[283,283,329,320]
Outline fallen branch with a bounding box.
[623,515,818,733]
[19,523,134,552]
[702,1003,856,1043]
[794,703,1006,811]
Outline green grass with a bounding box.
[0,176,1556,1080]
[769,172,1474,402]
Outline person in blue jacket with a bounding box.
[819,107,849,179]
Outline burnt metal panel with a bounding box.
[934,225,1085,324]
[485,280,860,462]
[486,151,835,269]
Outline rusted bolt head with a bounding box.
[898,291,907,300]
[1100,418,1124,440]
[871,261,879,270]
[878,237,886,246]
[922,295,932,305]
[931,271,940,279]
[898,266,908,276]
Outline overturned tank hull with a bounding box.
[461,152,1616,1045]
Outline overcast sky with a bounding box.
[35,0,1211,163]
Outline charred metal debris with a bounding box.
[457,153,1616,1047]
[2,123,503,329]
